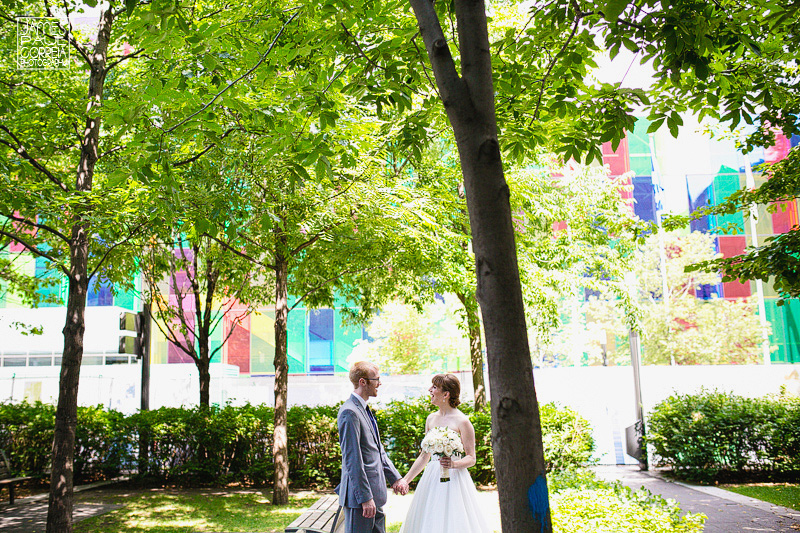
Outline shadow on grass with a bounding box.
[74,486,322,533]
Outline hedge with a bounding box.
[647,390,800,482]
[0,399,595,487]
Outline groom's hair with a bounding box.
[432,373,461,408]
[349,361,378,387]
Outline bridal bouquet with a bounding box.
[421,427,464,482]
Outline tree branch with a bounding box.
[0,228,68,277]
[0,211,71,244]
[290,263,385,310]
[340,22,387,73]
[0,127,70,192]
[164,10,299,135]
[408,0,467,114]
[88,219,150,279]
[172,127,240,167]
[204,232,274,269]
[532,10,581,121]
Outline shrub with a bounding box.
[552,486,706,532]
[647,389,800,482]
[0,398,596,488]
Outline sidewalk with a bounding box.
[593,465,800,533]
[0,479,123,533]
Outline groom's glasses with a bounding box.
[364,377,381,382]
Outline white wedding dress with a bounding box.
[400,430,493,533]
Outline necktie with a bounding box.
[365,405,380,441]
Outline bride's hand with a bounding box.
[439,456,453,469]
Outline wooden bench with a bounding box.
[0,450,34,505]
[285,494,344,533]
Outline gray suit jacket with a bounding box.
[337,395,401,509]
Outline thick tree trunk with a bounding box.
[272,246,290,505]
[409,1,551,531]
[46,235,89,533]
[456,291,486,412]
[46,8,113,533]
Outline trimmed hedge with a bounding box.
[0,398,595,487]
[647,390,800,482]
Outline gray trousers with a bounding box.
[344,505,386,533]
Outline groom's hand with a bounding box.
[361,499,376,518]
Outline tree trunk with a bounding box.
[272,244,290,505]
[456,291,486,412]
[198,358,211,408]
[46,7,113,533]
[408,1,551,531]
[46,235,89,533]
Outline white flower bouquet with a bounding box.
[421,426,464,482]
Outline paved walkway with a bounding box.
[593,465,800,533]
[0,479,123,533]
[2,469,798,532]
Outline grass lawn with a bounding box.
[73,486,322,533]
[722,483,800,511]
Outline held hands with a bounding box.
[392,478,409,495]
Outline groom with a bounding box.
[337,361,408,533]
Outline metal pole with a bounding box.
[629,328,648,470]
[743,154,772,366]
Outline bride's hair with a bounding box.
[432,373,461,408]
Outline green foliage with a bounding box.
[585,231,770,365]
[552,486,706,532]
[0,401,134,481]
[352,298,472,375]
[378,398,593,486]
[548,469,705,532]
[647,390,800,481]
[540,403,596,471]
[0,399,595,487]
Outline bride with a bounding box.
[399,373,492,533]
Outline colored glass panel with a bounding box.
[35,256,65,307]
[87,276,114,306]
[335,309,362,373]
[711,170,745,234]
[628,119,653,177]
[602,139,631,177]
[308,309,334,373]
[250,310,275,374]
[150,321,168,364]
[765,299,800,363]
[632,176,657,223]
[770,201,798,234]
[687,179,713,233]
[167,314,195,364]
[287,310,306,373]
[225,314,250,373]
[209,314,223,364]
[717,236,751,298]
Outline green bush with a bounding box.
[552,486,706,532]
[379,398,594,486]
[0,398,596,488]
[548,468,705,532]
[647,390,800,481]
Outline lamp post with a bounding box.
[624,272,648,470]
